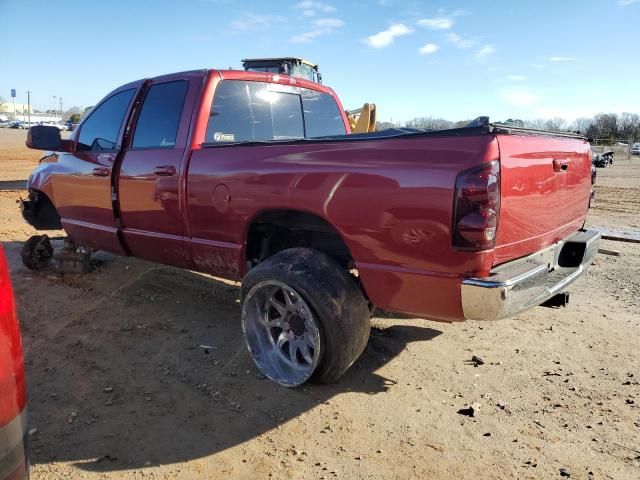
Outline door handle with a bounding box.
[92,167,111,177]
[153,165,176,176]
[553,159,569,172]
[97,153,115,163]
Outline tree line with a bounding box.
[379,112,640,142]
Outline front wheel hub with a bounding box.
[242,280,321,387]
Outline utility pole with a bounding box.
[59,97,63,121]
[27,91,31,127]
[53,95,57,120]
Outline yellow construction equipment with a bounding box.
[242,57,322,84]
[242,57,377,134]
[347,104,377,133]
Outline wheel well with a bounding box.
[22,190,62,230]
[246,210,353,269]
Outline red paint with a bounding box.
[0,245,28,480]
[117,70,206,266]
[25,70,593,322]
[493,134,591,265]
[0,246,25,426]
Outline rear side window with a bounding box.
[206,80,304,143]
[132,80,188,148]
[302,90,346,137]
[77,89,135,152]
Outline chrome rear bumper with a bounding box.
[461,229,600,320]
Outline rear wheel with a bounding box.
[241,248,370,387]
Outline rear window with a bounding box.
[206,80,345,143]
[302,90,346,137]
[132,80,188,149]
[207,81,304,143]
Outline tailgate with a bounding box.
[493,133,592,265]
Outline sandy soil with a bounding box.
[0,128,638,480]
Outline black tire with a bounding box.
[21,234,53,271]
[240,248,370,385]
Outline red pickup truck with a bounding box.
[21,68,599,386]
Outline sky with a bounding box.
[1,0,639,124]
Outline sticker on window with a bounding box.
[213,132,235,142]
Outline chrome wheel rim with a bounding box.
[242,280,321,387]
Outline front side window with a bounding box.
[77,89,135,152]
[206,81,304,143]
[132,80,188,149]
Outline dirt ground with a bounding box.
[0,128,638,479]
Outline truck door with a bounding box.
[116,71,204,266]
[58,84,140,254]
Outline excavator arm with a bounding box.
[347,103,377,133]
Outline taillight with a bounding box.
[0,245,26,427]
[452,160,500,251]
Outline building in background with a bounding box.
[0,102,34,117]
[0,102,64,124]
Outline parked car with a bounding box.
[8,121,26,129]
[632,143,640,155]
[0,245,28,479]
[64,121,79,132]
[21,68,599,386]
[39,121,67,131]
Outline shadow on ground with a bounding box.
[3,240,441,472]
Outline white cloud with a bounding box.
[365,24,413,48]
[290,17,344,43]
[502,87,538,107]
[618,0,639,5]
[446,32,474,48]
[448,8,471,16]
[294,0,335,17]
[549,56,575,62]
[475,44,495,60]
[417,17,453,30]
[418,43,439,55]
[231,13,285,30]
[506,74,527,81]
[314,17,343,27]
[529,64,543,69]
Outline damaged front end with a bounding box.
[20,189,62,230]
